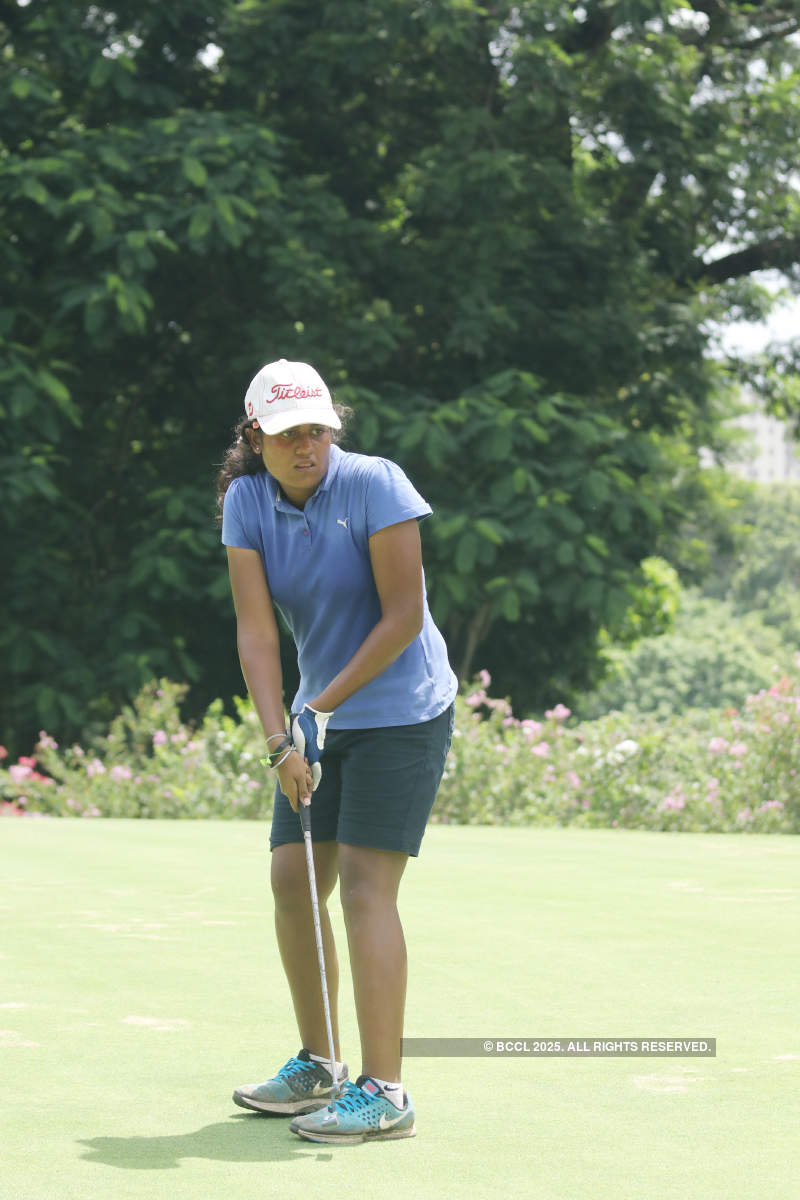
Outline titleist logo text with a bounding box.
[268,384,323,403]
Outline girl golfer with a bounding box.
[217,359,457,1144]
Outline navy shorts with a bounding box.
[269,703,455,857]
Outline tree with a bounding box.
[2,1,800,750]
[574,591,791,719]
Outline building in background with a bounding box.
[704,389,800,484]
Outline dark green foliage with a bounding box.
[355,371,670,702]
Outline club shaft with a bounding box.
[302,828,339,1097]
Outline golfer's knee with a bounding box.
[339,874,372,923]
[271,845,337,910]
[339,864,395,925]
[271,870,306,914]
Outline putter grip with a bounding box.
[299,805,311,835]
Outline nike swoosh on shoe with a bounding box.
[378,1110,408,1130]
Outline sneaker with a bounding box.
[232,1049,348,1115]
[289,1075,416,1144]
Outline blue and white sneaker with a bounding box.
[289,1075,416,1144]
[232,1049,349,1115]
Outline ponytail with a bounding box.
[215,417,265,518]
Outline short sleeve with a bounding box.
[364,458,433,538]
[221,477,258,550]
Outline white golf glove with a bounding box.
[290,705,333,791]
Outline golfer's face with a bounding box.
[261,424,332,505]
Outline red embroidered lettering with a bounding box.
[268,383,323,404]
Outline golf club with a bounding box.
[299,803,340,1125]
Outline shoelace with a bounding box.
[331,1082,374,1114]
[277,1057,315,1081]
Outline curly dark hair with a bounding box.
[215,404,352,518]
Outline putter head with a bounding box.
[321,1104,339,1126]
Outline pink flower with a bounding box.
[659,794,685,812]
[38,732,58,750]
[18,756,36,769]
[86,759,106,778]
[479,669,491,689]
[531,742,550,757]
[708,737,728,753]
[729,742,747,758]
[545,704,571,721]
[0,745,8,760]
[152,730,168,746]
[9,764,32,782]
[110,765,133,781]
[520,719,543,740]
[567,771,581,788]
[465,693,484,708]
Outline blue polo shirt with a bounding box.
[221,445,458,729]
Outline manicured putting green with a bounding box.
[1,820,798,1200]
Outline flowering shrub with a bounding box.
[1,666,799,832]
[0,681,271,820]
[432,664,800,833]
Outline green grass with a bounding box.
[1,820,798,1200]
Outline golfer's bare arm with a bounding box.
[310,519,425,713]
[226,546,310,802]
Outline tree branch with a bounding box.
[721,19,800,50]
[690,236,800,283]
[686,2,799,49]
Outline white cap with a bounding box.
[244,359,341,436]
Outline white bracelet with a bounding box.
[271,747,294,769]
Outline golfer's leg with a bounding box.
[338,843,409,1082]
[271,841,341,1060]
